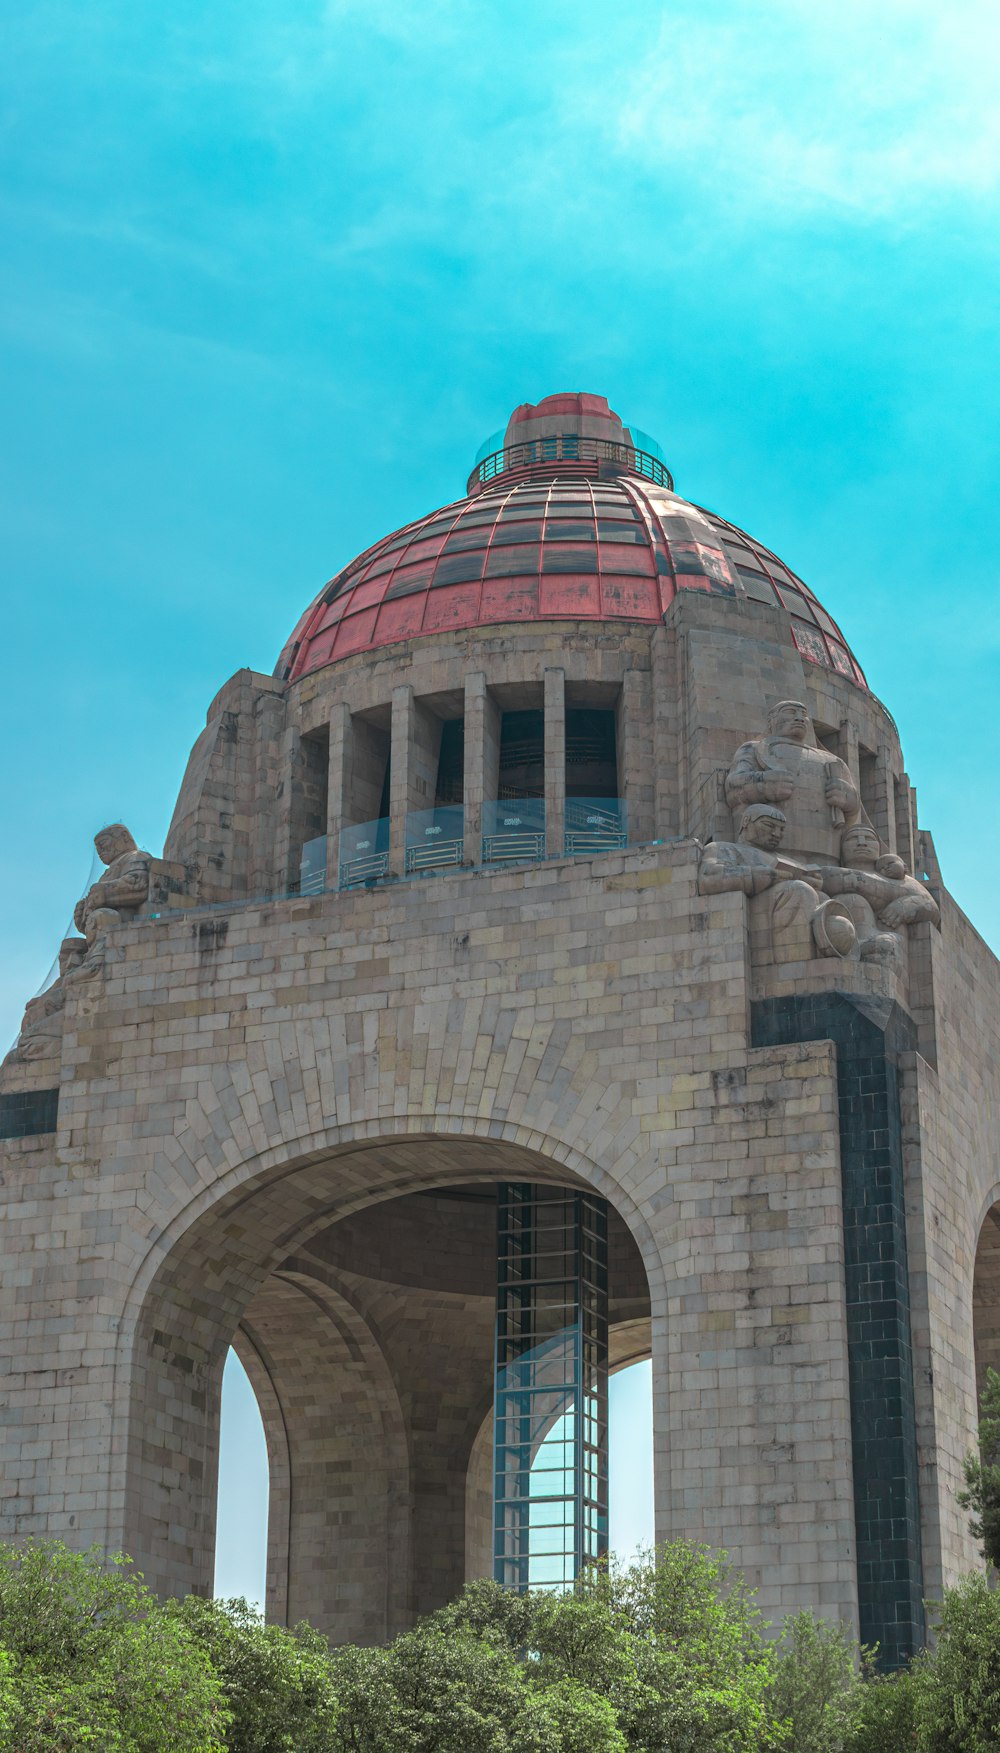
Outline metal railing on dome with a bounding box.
[470,434,673,491]
[404,806,465,875]
[482,799,547,866]
[339,817,390,888]
[564,798,628,857]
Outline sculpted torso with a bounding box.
[725,701,859,863]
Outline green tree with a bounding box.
[530,1677,626,1752]
[0,1541,227,1753]
[844,1668,920,1753]
[565,1545,781,1753]
[328,1624,553,1753]
[167,1596,338,1753]
[957,1366,1000,1568]
[915,1573,1000,1753]
[770,1611,861,1753]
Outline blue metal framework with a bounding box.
[493,1184,609,1592]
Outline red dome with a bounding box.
[276,406,865,689]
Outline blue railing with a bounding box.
[298,835,328,896]
[564,798,628,857]
[339,817,390,888]
[482,799,547,866]
[404,806,465,875]
[469,434,673,492]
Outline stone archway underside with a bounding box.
[122,1133,655,1642]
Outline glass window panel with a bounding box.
[443,527,493,551]
[431,553,486,586]
[542,549,599,575]
[480,543,536,578]
[544,523,597,543]
[490,523,543,546]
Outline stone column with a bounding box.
[544,667,565,858]
[619,667,654,845]
[273,724,299,893]
[464,676,502,866]
[389,686,414,877]
[651,625,681,839]
[895,774,916,873]
[390,688,443,877]
[325,701,352,888]
[878,747,898,855]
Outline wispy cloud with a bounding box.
[593,0,1000,219]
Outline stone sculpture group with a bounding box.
[698,700,939,963]
[6,824,149,1063]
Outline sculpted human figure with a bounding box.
[74,823,150,939]
[4,939,87,1064]
[72,823,151,972]
[698,804,856,960]
[724,700,860,863]
[821,823,940,960]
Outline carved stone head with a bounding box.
[767,700,812,743]
[739,804,787,852]
[94,823,137,866]
[840,823,881,870]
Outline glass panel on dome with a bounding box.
[598,546,655,576]
[791,623,830,667]
[482,799,547,866]
[485,545,541,578]
[338,817,390,888]
[545,523,596,542]
[492,521,543,545]
[542,548,598,574]
[598,525,648,546]
[826,639,854,678]
[777,585,816,622]
[384,567,434,599]
[362,548,398,578]
[432,553,486,586]
[739,572,778,605]
[404,806,465,876]
[443,527,492,552]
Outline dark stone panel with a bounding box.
[751,993,924,1669]
[0,1087,59,1139]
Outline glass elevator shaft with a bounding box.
[493,1184,609,1591]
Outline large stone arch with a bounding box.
[972,1184,1000,1393]
[113,1113,666,1637]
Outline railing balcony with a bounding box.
[404,806,465,876]
[298,834,328,896]
[339,817,390,889]
[564,797,628,857]
[469,433,673,493]
[482,799,547,866]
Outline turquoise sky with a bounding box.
[4,0,999,1601]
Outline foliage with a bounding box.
[770,1610,860,1753]
[916,1572,1000,1753]
[0,1541,228,1753]
[957,1365,1000,1569]
[167,1597,338,1753]
[9,1538,1000,1753]
[843,1667,920,1753]
[326,1625,553,1752]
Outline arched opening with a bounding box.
[972,1201,1000,1392]
[119,1126,662,1644]
[214,1353,269,1605]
